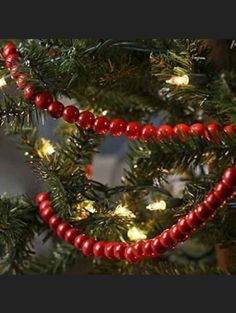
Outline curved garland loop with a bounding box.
[3,43,236,262]
[36,167,236,263]
[2,42,236,142]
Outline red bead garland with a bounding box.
[2,42,17,58]
[63,105,80,123]
[10,65,20,79]
[141,124,156,141]
[35,92,53,109]
[157,124,174,141]
[16,74,29,89]
[47,101,64,118]
[93,241,106,258]
[93,117,110,134]
[173,124,190,141]
[5,53,19,68]
[23,85,35,100]
[190,123,206,137]
[35,166,236,263]
[125,122,142,140]
[109,119,126,136]
[77,111,95,129]
[2,42,236,145]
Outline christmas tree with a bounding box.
[1,39,236,275]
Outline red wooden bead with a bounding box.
[57,223,70,238]
[40,207,53,222]
[124,246,137,262]
[93,117,110,134]
[104,242,116,259]
[169,225,186,241]
[63,105,80,123]
[132,241,145,258]
[47,101,64,118]
[125,122,142,140]
[141,124,156,141]
[23,85,35,100]
[223,167,236,187]
[206,123,222,141]
[109,118,126,136]
[214,182,233,200]
[157,124,174,141]
[39,200,51,213]
[10,65,20,79]
[2,42,17,58]
[93,241,106,258]
[173,124,190,141]
[74,234,88,250]
[151,237,167,254]
[204,192,223,210]
[77,111,95,129]
[178,217,193,233]
[5,53,19,68]
[190,123,206,137]
[35,192,49,205]
[35,92,53,109]
[142,240,158,258]
[16,74,29,89]
[82,239,96,256]
[64,228,79,244]
[48,216,62,231]
[186,211,203,228]
[195,203,213,220]
[159,230,176,248]
[224,124,236,135]
[113,242,127,260]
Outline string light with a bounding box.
[36,138,55,159]
[114,204,136,218]
[74,200,96,221]
[83,200,96,213]
[146,199,167,211]
[166,74,189,86]
[0,76,7,88]
[127,226,147,241]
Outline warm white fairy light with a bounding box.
[37,138,55,159]
[114,204,136,218]
[166,74,189,86]
[127,226,147,241]
[146,199,167,211]
[0,76,7,88]
[83,200,96,213]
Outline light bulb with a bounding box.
[114,204,136,218]
[127,226,147,241]
[0,76,7,88]
[36,138,55,159]
[74,200,96,221]
[166,74,189,86]
[83,200,96,213]
[146,199,166,211]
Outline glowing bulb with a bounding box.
[76,200,96,214]
[166,74,189,86]
[0,76,7,88]
[36,138,55,159]
[83,200,96,213]
[102,110,108,116]
[146,200,166,211]
[127,227,147,241]
[114,204,136,218]
[74,200,96,221]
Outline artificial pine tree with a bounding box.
[1,39,236,275]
